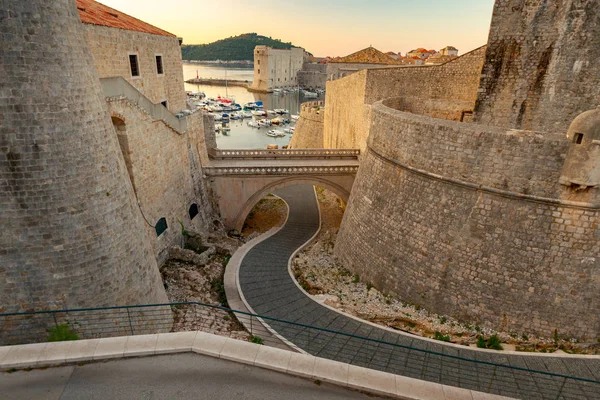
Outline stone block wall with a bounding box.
[323,46,487,151]
[289,101,325,149]
[334,100,600,339]
[107,100,215,263]
[475,0,600,133]
[0,0,168,316]
[82,24,187,113]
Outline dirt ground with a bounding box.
[292,188,599,355]
[241,195,288,238]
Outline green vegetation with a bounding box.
[181,33,307,61]
[250,335,264,345]
[434,332,451,342]
[476,334,503,350]
[48,323,79,342]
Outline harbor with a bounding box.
[182,62,324,149]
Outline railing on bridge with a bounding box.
[1,302,599,400]
[203,165,360,176]
[208,148,360,160]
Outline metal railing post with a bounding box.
[126,307,134,335]
[250,315,253,336]
[555,376,567,400]
[52,313,58,328]
[487,365,497,393]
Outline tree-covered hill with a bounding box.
[181,33,307,61]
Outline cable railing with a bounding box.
[0,302,598,400]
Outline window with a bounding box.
[189,204,199,220]
[155,55,163,75]
[258,69,260,74]
[155,217,168,237]
[574,133,584,144]
[129,54,139,77]
[161,100,168,108]
[258,60,260,65]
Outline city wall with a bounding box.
[107,100,216,263]
[82,24,187,113]
[335,99,600,339]
[474,0,600,133]
[323,46,487,151]
[289,101,325,149]
[297,63,327,90]
[0,0,169,317]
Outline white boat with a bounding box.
[268,129,285,137]
[284,128,293,134]
[213,114,223,121]
[266,109,277,115]
[252,110,267,117]
[291,115,300,121]
[247,120,259,128]
[242,111,253,118]
[258,119,272,127]
[274,109,289,115]
[302,91,318,98]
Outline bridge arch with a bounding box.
[232,176,351,233]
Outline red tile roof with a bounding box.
[76,0,175,37]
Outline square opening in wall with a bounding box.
[156,55,163,75]
[129,54,139,77]
[574,133,584,144]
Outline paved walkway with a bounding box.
[238,184,600,400]
[0,353,383,400]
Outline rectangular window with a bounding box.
[155,55,163,75]
[258,60,260,65]
[258,69,260,74]
[574,133,584,144]
[129,54,139,77]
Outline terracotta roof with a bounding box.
[76,0,175,37]
[330,47,401,65]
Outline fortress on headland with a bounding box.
[1,0,598,342]
[296,1,600,339]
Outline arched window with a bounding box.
[189,204,199,220]
[155,217,168,237]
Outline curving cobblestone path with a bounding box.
[238,184,600,400]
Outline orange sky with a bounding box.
[97,0,495,57]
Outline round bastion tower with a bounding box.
[0,0,169,317]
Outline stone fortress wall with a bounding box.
[250,46,304,92]
[297,63,327,90]
[474,0,600,133]
[81,5,217,261]
[83,24,187,113]
[0,1,169,316]
[289,101,325,149]
[328,0,600,339]
[323,46,487,151]
[335,99,600,338]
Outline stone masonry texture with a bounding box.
[334,101,600,339]
[323,46,487,151]
[0,0,169,319]
[289,101,325,149]
[474,0,600,133]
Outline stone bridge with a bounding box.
[205,149,360,232]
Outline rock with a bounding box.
[168,246,216,266]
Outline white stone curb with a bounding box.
[0,332,515,400]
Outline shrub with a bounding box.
[434,332,451,342]
[477,335,503,350]
[250,335,264,345]
[48,324,79,342]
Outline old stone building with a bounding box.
[0,0,215,321]
[297,0,600,339]
[250,46,305,92]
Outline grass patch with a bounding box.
[434,332,451,342]
[48,323,78,342]
[250,335,264,345]
[477,334,503,350]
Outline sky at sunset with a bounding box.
[96,0,495,57]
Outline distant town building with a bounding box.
[326,46,401,80]
[385,51,401,61]
[406,48,437,60]
[440,46,459,56]
[250,46,304,92]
